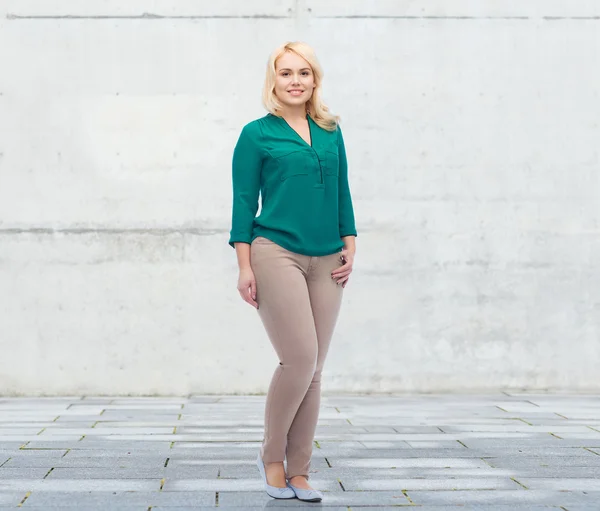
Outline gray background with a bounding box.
[0,0,598,394]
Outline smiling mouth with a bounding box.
[288,90,304,95]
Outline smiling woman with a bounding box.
[262,42,339,133]
[228,41,357,503]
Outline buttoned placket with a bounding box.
[279,115,326,188]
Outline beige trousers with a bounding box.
[250,236,344,480]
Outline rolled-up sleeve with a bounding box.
[337,126,357,238]
[228,123,263,248]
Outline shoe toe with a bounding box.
[269,485,296,499]
[306,489,323,500]
[288,484,323,501]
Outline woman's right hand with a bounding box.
[237,267,258,309]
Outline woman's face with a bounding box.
[274,51,316,110]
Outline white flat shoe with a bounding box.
[287,482,323,502]
[256,452,296,499]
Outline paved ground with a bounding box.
[0,392,600,510]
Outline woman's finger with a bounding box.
[337,275,349,286]
[238,287,258,309]
[246,286,258,309]
[333,269,352,280]
[331,264,352,277]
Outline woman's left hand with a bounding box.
[331,249,354,288]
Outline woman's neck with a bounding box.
[278,105,308,121]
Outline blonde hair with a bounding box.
[262,41,339,131]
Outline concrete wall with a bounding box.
[1,1,598,395]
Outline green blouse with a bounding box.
[228,113,357,257]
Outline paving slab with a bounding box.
[3,507,148,511]
[0,422,98,428]
[476,447,598,457]
[0,479,161,491]
[406,440,472,448]
[161,477,341,491]
[0,467,51,479]
[52,415,147,422]
[163,466,220,478]
[439,424,596,433]
[62,449,172,458]
[86,412,182,420]
[351,508,564,511]
[73,404,183,411]
[55,406,106,415]
[405,489,600,507]
[1,393,600,508]
[518,478,600,491]
[330,457,492,468]
[359,507,569,511]
[45,467,168,479]
[17,435,83,443]
[22,490,214,507]
[41,427,176,435]
[0,414,62,421]
[0,442,27,450]
[0,492,27,506]
[340,477,522,491]
[0,449,67,458]
[151,508,349,511]
[109,398,187,404]
[554,432,600,440]
[314,466,507,478]
[150,507,350,511]
[328,447,491,458]
[217,490,410,507]
[0,428,46,435]
[485,455,600,469]
[61,439,174,450]
[19,442,85,449]
[5,455,169,468]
